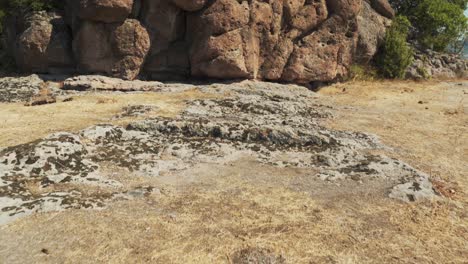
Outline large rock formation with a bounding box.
[73,19,150,80]
[4,0,395,83]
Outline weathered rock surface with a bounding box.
[14,12,74,74]
[355,1,391,63]
[73,19,150,80]
[63,75,163,91]
[0,80,437,225]
[406,50,468,80]
[4,0,394,83]
[370,0,395,19]
[172,0,207,11]
[0,75,44,103]
[25,89,57,106]
[0,75,72,103]
[78,0,134,23]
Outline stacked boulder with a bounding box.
[5,0,395,83]
[70,0,150,80]
[5,12,75,74]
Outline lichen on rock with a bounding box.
[0,81,439,225]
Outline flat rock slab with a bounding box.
[63,75,164,91]
[0,75,72,103]
[0,75,44,103]
[0,81,437,225]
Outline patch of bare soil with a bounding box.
[0,80,467,263]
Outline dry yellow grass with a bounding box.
[0,89,216,148]
[321,80,468,187]
[1,173,466,263]
[0,80,467,263]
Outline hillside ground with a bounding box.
[0,80,467,263]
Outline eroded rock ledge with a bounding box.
[3,0,393,84]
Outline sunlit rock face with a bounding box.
[5,0,393,83]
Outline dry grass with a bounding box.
[0,80,467,263]
[320,80,467,187]
[0,89,216,148]
[1,177,467,263]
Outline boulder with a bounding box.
[111,19,151,79]
[282,15,358,83]
[78,0,134,23]
[15,12,74,74]
[73,19,150,80]
[406,50,468,80]
[188,0,251,79]
[370,0,395,19]
[288,0,328,32]
[0,75,44,103]
[191,29,251,79]
[172,0,207,11]
[258,0,329,80]
[355,0,391,63]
